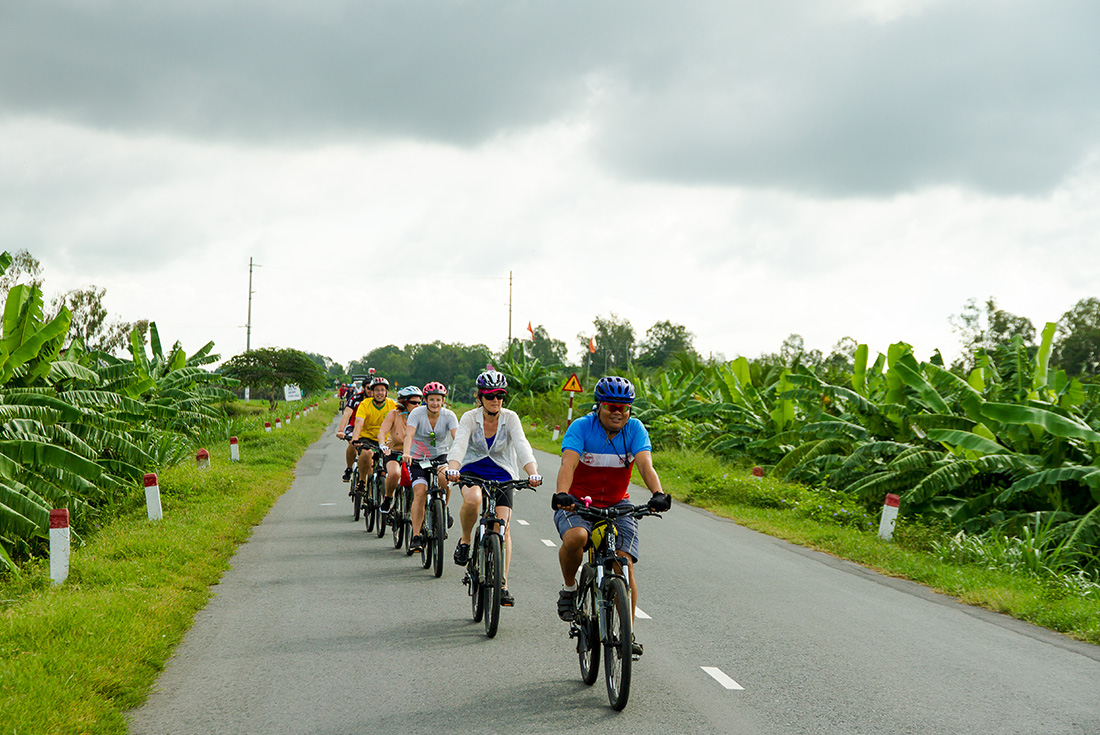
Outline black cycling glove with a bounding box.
[647,493,672,512]
[552,493,576,510]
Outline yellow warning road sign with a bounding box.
[561,373,584,393]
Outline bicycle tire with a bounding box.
[404,509,414,556]
[470,528,484,622]
[392,489,405,549]
[374,474,387,538]
[364,475,375,533]
[483,533,502,638]
[577,565,600,686]
[351,468,362,522]
[603,576,633,711]
[420,496,432,569]
[430,496,445,578]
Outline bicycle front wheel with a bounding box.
[420,500,432,569]
[470,528,484,622]
[482,533,502,638]
[374,476,388,539]
[351,469,362,522]
[392,490,405,549]
[430,497,445,578]
[577,565,600,686]
[603,576,633,711]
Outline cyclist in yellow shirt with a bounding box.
[353,377,397,497]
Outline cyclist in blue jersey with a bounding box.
[550,376,671,657]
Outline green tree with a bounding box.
[579,313,635,375]
[950,297,1036,370]
[51,286,148,355]
[1055,297,1100,376]
[220,348,326,409]
[637,320,697,368]
[524,325,568,366]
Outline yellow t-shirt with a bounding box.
[355,397,397,441]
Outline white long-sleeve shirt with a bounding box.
[449,407,537,480]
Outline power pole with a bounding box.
[507,270,513,358]
[246,257,259,352]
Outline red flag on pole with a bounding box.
[589,337,596,353]
[526,321,535,339]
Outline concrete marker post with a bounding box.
[552,425,560,441]
[49,509,70,585]
[196,448,210,470]
[751,466,764,479]
[878,493,901,540]
[274,418,281,429]
[230,436,239,461]
[264,421,271,432]
[144,473,163,521]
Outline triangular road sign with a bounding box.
[561,373,584,393]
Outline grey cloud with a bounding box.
[2,1,1098,196]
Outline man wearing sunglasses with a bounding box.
[551,375,672,657]
[378,385,423,515]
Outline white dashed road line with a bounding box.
[517,520,530,525]
[320,503,336,506]
[635,608,651,619]
[701,667,744,690]
[541,539,557,547]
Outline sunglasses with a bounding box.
[405,400,422,406]
[481,393,505,401]
[602,403,631,413]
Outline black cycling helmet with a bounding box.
[594,376,635,404]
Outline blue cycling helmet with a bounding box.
[594,376,635,404]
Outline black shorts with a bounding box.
[355,439,380,453]
[410,455,447,486]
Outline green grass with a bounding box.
[524,422,1100,645]
[0,398,339,735]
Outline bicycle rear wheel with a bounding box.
[603,576,633,711]
[364,477,376,533]
[576,565,600,686]
[431,496,445,578]
[420,499,432,569]
[351,468,362,522]
[470,528,484,622]
[482,533,502,638]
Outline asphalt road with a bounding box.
[129,423,1100,734]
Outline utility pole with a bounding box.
[246,257,259,352]
[507,270,513,358]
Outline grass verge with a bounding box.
[0,398,340,735]
[522,421,1100,646]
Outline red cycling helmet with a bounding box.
[423,381,447,396]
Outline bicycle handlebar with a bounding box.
[561,500,661,521]
[455,474,537,492]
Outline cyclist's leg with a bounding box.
[410,480,428,536]
[458,483,482,545]
[612,510,641,620]
[384,460,400,501]
[555,510,591,586]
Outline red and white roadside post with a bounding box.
[552,425,561,441]
[144,473,163,521]
[230,436,240,461]
[274,418,281,430]
[197,448,210,469]
[49,509,70,585]
[878,493,901,541]
[752,467,764,479]
[264,421,271,432]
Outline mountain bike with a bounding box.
[415,458,450,577]
[564,498,661,711]
[352,439,382,528]
[391,478,411,551]
[457,474,534,638]
[363,447,388,536]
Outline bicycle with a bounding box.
[352,439,381,528]
[390,477,411,552]
[414,458,450,577]
[457,474,534,638]
[363,446,388,536]
[560,497,661,711]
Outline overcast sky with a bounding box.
[3,0,1098,370]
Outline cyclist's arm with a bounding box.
[353,414,366,441]
[378,410,396,446]
[557,449,580,494]
[402,421,416,461]
[633,449,663,496]
[338,405,354,434]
